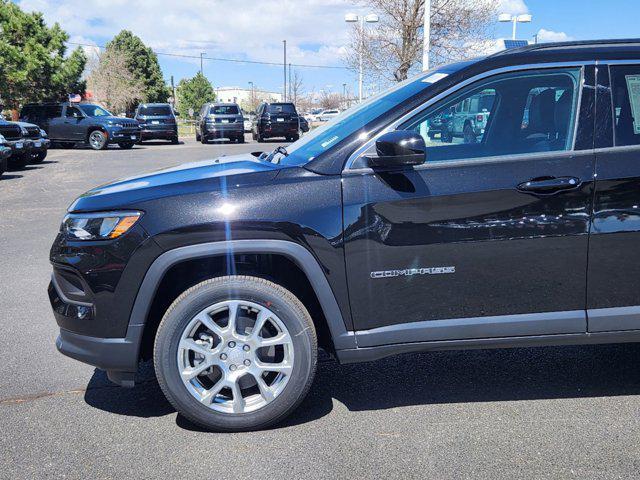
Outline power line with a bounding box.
[66,41,349,70]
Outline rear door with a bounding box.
[343,64,597,346]
[587,62,640,331]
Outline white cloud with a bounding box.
[497,0,529,15]
[17,0,352,68]
[536,28,573,43]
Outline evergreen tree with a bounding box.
[176,72,216,118]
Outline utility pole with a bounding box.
[200,52,205,74]
[283,40,287,102]
[288,63,292,103]
[422,0,431,71]
[170,75,176,108]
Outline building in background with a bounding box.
[216,86,282,113]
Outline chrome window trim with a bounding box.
[343,60,595,173]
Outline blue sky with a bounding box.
[15,0,640,97]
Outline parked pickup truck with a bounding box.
[20,102,141,150]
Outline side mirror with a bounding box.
[364,130,426,168]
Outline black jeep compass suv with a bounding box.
[252,101,300,142]
[49,40,640,431]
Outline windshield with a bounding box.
[138,105,173,116]
[210,105,239,115]
[78,104,113,117]
[275,61,474,166]
[267,103,296,114]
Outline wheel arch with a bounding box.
[129,240,356,363]
[86,125,108,142]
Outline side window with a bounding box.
[610,65,640,146]
[66,106,81,118]
[401,67,581,163]
[45,106,62,119]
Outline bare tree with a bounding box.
[86,49,145,114]
[290,70,304,105]
[345,0,498,83]
[319,90,343,110]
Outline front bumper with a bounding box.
[6,138,32,158]
[56,326,143,387]
[107,128,141,144]
[28,137,50,153]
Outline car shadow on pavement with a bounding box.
[84,343,640,430]
[0,174,23,180]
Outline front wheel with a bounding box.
[31,150,47,163]
[154,276,317,432]
[463,124,477,144]
[88,130,108,150]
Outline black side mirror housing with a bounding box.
[364,130,426,168]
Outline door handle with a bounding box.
[517,176,581,195]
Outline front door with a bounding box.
[343,65,596,346]
[62,105,86,141]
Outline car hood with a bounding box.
[69,153,283,212]
[96,116,133,124]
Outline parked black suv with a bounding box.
[21,103,140,150]
[196,103,244,143]
[252,102,300,142]
[0,119,47,168]
[0,134,11,177]
[49,40,640,432]
[134,103,179,144]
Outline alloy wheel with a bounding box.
[176,300,294,414]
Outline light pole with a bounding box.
[345,12,379,103]
[200,52,205,74]
[498,13,532,40]
[422,0,430,71]
[248,81,255,112]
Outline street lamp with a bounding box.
[345,12,379,103]
[499,13,532,40]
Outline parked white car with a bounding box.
[319,109,340,121]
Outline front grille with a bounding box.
[0,124,22,140]
[121,121,139,129]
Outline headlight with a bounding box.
[0,134,5,142]
[39,129,48,138]
[108,121,124,128]
[61,211,142,240]
[20,126,29,135]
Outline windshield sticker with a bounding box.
[625,75,640,134]
[422,72,449,84]
[321,135,339,148]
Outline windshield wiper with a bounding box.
[265,146,289,164]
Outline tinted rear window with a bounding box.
[209,105,239,115]
[138,105,173,116]
[267,104,296,114]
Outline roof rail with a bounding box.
[488,38,640,58]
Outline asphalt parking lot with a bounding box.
[2,136,640,479]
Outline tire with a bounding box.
[463,124,477,144]
[31,150,47,163]
[171,136,179,145]
[236,136,244,144]
[195,130,201,142]
[154,275,317,432]
[119,142,134,149]
[257,133,264,143]
[440,128,452,143]
[88,130,108,150]
[200,135,207,144]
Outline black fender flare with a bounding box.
[126,239,356,355]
